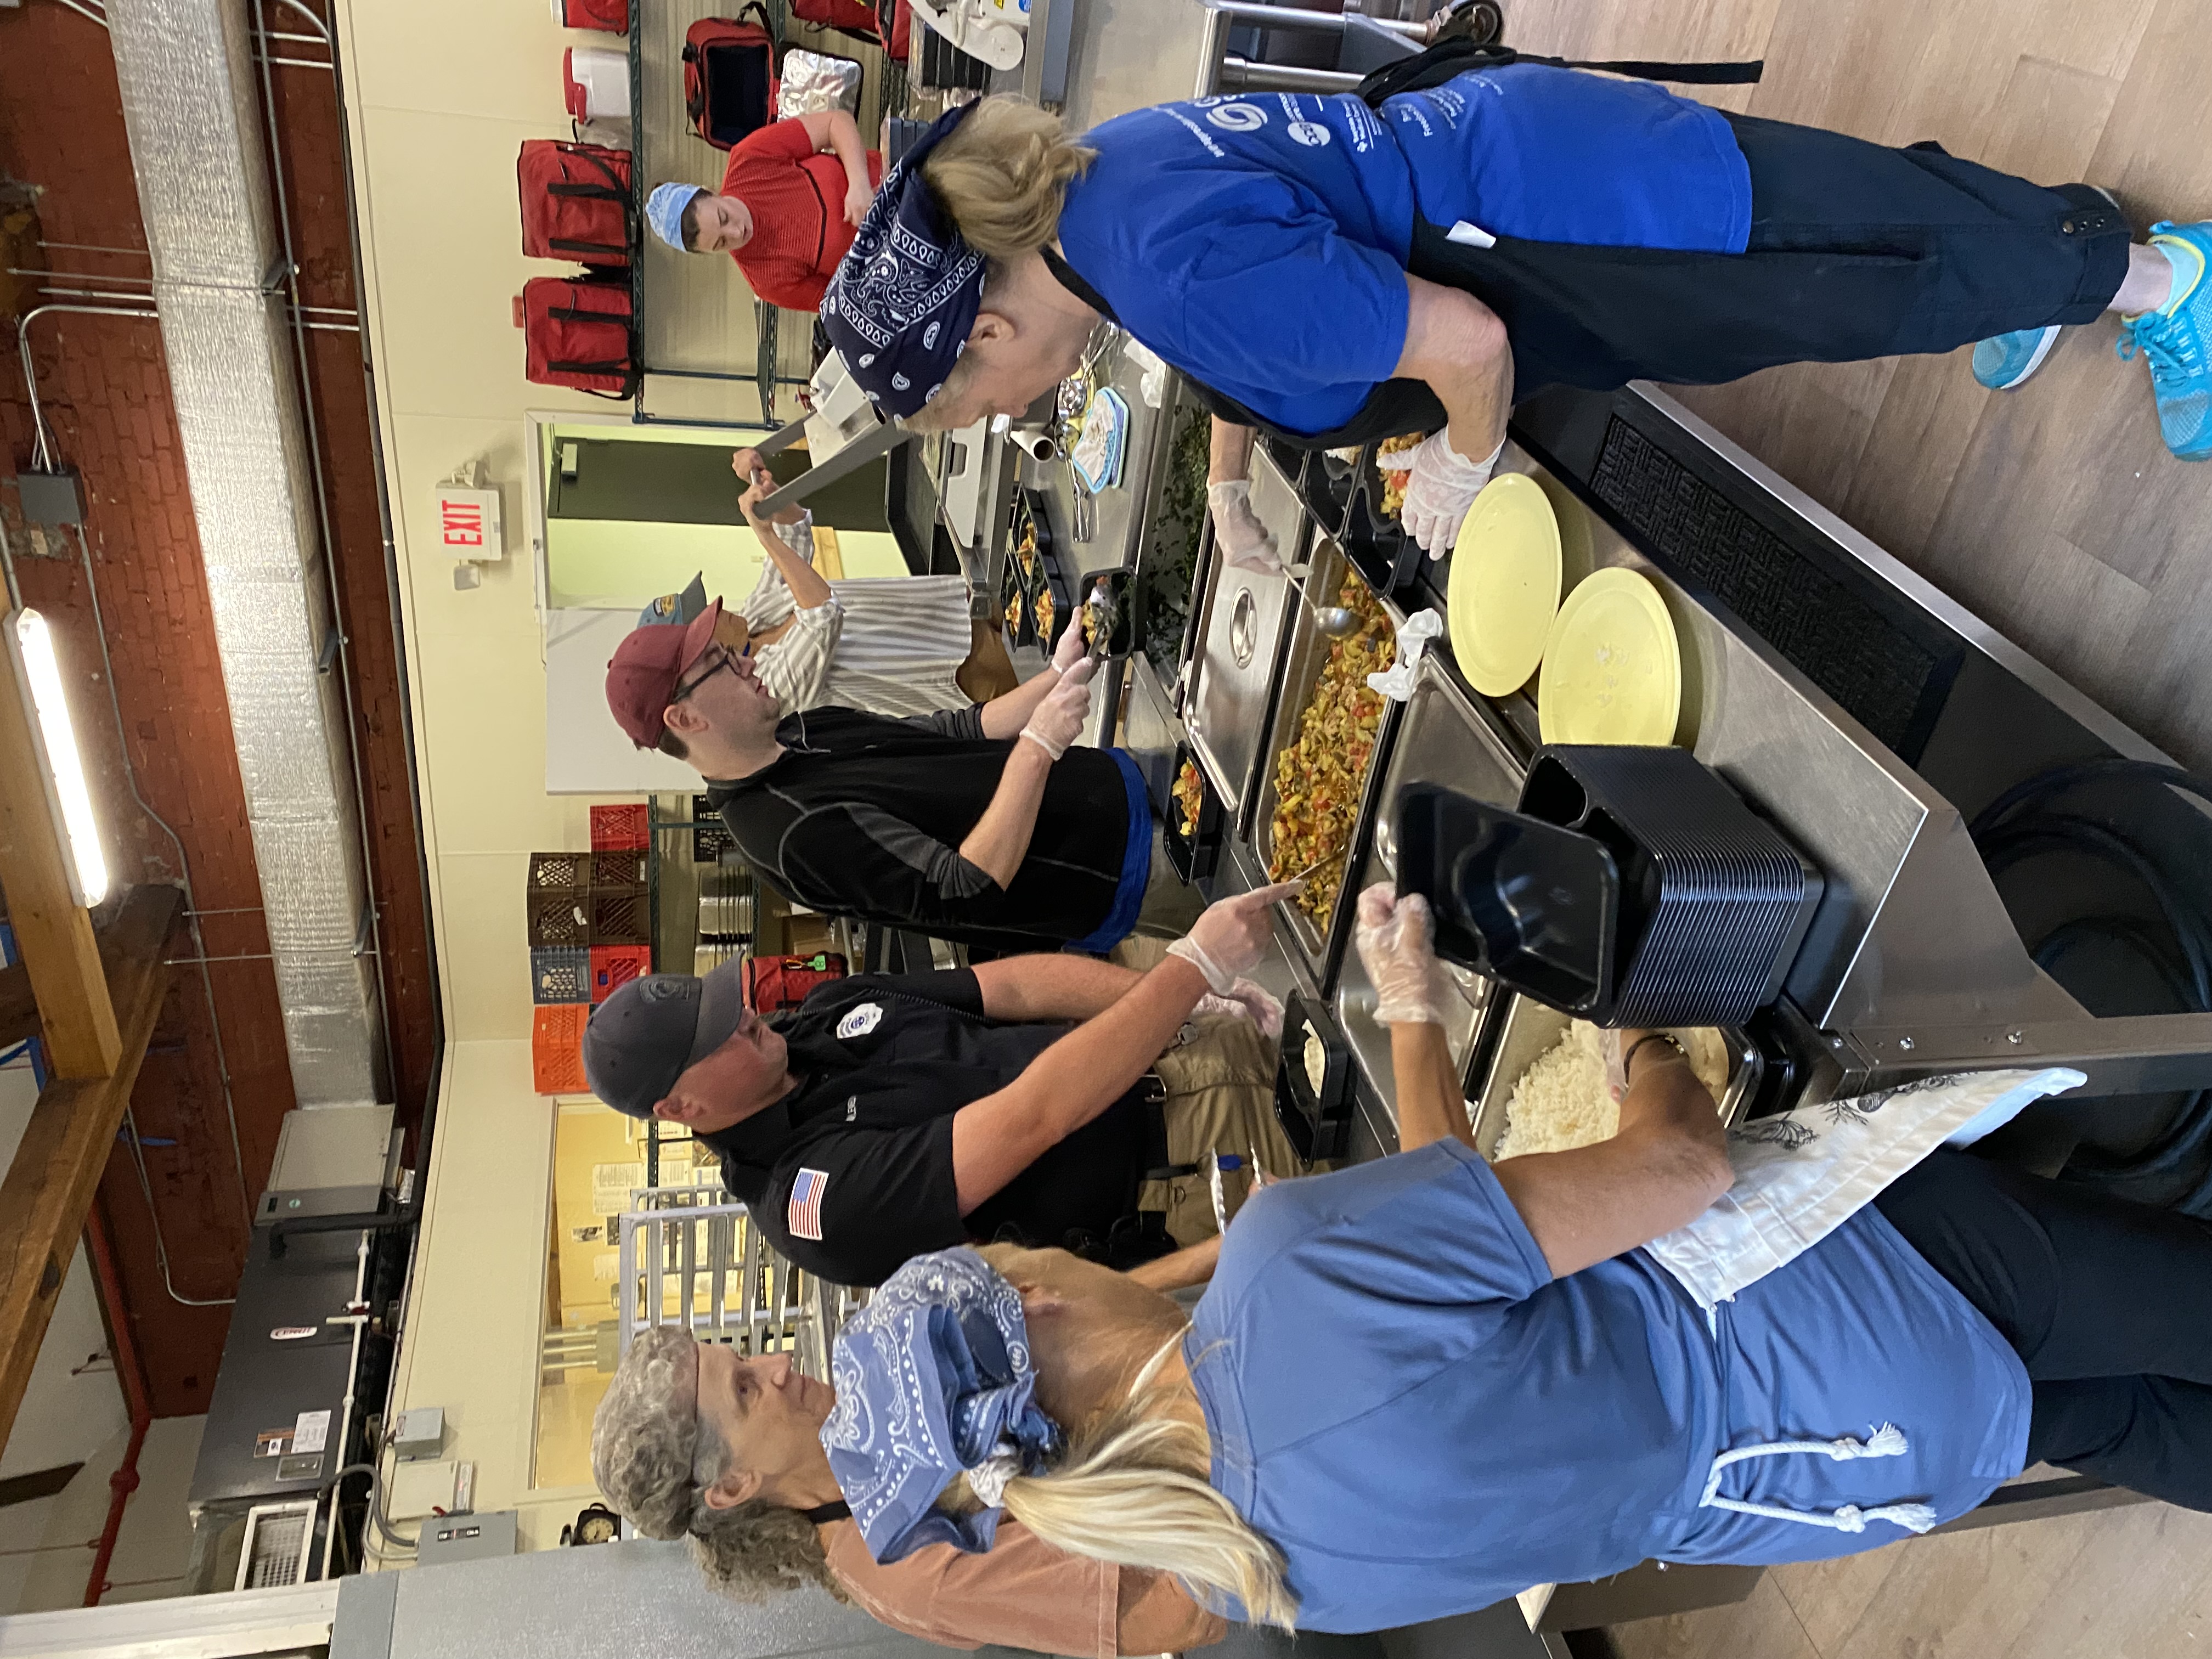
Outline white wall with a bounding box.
[323,0,730,1557]
[1,1419,206,1615]
[0,1068,131,1488]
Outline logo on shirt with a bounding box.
[788,1168,830,1240]
[836,1002,884,1040]
[1287,120,1330,147]
[845,1095,858,1122]
[1206,102,1266,133]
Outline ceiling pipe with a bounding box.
[101,0,387,1109]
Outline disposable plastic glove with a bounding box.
[1019,657,1095,761]
[1400,432,1504,557]
[1353,884,1452,1026]
[1195,977,1285,1039]
[1168,882,1302,991]
[1051,607,1091,674]
[1207,480,1282,574]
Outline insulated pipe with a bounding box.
[83,1206,153,1607]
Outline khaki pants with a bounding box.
[1141,1015,1313,1249]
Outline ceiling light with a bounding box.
[7,608,109,906]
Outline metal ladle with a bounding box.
[1302,589,1359,637]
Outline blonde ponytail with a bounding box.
[921,95,1096,261]
[994,1335,1297,1629]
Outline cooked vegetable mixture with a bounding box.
[1173,759,1206,839]
[1376,431,1425,521]
[1267,576,1393,933]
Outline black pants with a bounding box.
[1873,1150,2212,1511]
[1409,112,2137,409]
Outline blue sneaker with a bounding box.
[2117,219,2212,461]
[1973,325,2062,390]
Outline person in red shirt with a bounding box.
[645,111,883,314]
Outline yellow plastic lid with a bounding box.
[1447,472,1562,696]
[1537,566,1682,746]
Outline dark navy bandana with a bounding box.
[821,104,986,419]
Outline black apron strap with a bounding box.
[1352,37,1763,107]
[800,1500,853,1525]
[1039,245,1120,324]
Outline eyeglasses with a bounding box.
[669,645,737,706]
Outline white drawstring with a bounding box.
[1697,1424,1941,1536]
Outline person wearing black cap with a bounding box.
[578,882,1304,1289]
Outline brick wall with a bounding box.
[0,1,433,1419]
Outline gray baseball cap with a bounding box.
[582,958,748,1119]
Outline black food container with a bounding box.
[1339,450,1426,605]
[1162,740,1225,884]
[1274,991,1355,1163]
[1397,744,1825,1028]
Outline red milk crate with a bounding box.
[591,804,649,850]
[590,944,653,1002]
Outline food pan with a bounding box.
[1333,653,1527,1127]
[1184,445,1308,835]
[1250,534,1403,986]
[1463,992,1763,1163]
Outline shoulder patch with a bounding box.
[788,1168,830,1241]
[836,1002,884,1040]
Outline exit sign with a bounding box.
[435,486,504,558]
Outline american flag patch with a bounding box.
[787,1168,830,1241]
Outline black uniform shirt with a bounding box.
[697,970,1149,1286]
[703,704,1135,954]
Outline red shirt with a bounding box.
[721,121,885,313]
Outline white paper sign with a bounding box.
[292,1409,331,1455]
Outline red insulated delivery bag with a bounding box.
[791,0,882,45]
[552,0,629,32]
[683,8,779,150]
[874,0,911,60]
[517,139,634,267]
[743,952,848,1014]
[518,276,637,398]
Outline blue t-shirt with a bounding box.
[1057,65,1752,437]
[1187,1142,2032,1633]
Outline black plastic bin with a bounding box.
[1397,746,1825,1028]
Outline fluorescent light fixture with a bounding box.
[7,608,109,906]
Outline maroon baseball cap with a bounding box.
[605,598,724,748]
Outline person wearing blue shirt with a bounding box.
[819,72,2212,569]
[791,881,2212,1635]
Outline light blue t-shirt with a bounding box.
[1056,65,1752,437]
[1187,1142,2032,1634]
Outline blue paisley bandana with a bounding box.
[819,104,986,420]
[821,1247,1063,1562]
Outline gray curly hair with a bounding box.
[591,1326,844,1604]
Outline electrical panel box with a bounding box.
[16,468,84,528]
[393,1406,445,1462]
[415,1510,517,1567]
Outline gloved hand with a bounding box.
[1168,882,1301,991]
[1195,977,1285,1039]
[1020,657,1096,761]
[1051,608,1090,674]
[1353,884,1451,1026]
[1400,431,1505,558]
[1207,480,1282,574]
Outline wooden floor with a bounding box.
[1487,0,2212,1649]
[1504,0,2212,775]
